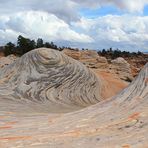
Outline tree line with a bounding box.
[2,35,62,56]
[97,48,143,59]
[1,35,144,59]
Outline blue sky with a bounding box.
[0,0,148,52]
[144,5,148,15]
[80,6,124,18]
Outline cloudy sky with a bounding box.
[0,0,148,51]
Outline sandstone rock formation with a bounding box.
[62,48,81,60]
[63,49,108,69]
[0,48,147,147]
[0,48,103,112]
[63,49,134,82]
[80,51,108,69]
[110,57,133,81]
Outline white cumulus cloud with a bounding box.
[73,15,148,51]
[0,11,94,44]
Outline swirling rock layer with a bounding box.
[0,48,147,148]
[0,48,102,112]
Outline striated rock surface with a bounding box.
[0,48,103,112]
[110,57,133,81]
[0,48,147,147]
